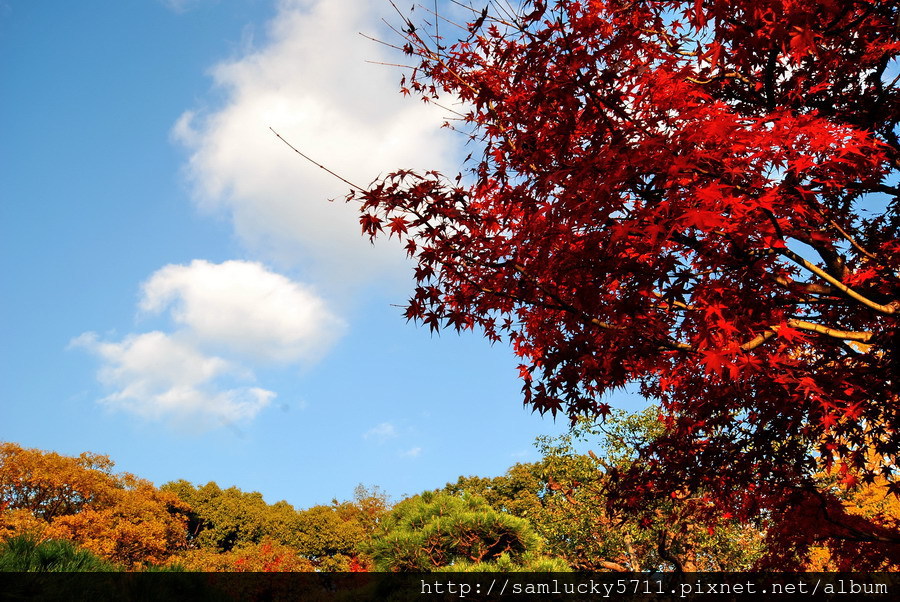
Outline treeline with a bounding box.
[2,409,898,572]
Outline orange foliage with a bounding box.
[802,477,900,571]
[178,538,316,572]
[761,476,900,570]
[0,442,188,568]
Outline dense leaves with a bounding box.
[6,432,899,570]
[292,488,387,572]
[0,442,188,568]
[351,0,899,538]
[161,481,386,571]
[160,480,301,553]
[0,535,117,572]
[367,490,565,571]
[0,443,390,572]
[762,474,900,570]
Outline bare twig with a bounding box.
[269,127,363,192]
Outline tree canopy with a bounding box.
[351,0,900,535]
[367,490,566,571]
[160,480,300,553]
[0,442,188,568]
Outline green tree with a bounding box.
[161,480,300,553]
[368,490,565,571]
[446,409,766,571]
[292,485,388,571]
[164,481,388,571]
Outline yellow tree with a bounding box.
[763,474,900,571]
[0,442,188,568]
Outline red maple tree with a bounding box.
[349,0,899,559]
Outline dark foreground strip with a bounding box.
[1,572,898,601]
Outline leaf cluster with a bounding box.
[0,442,188,568]
[353,0,900,547]
[366,490,555,571]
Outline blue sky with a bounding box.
[1,0,646,509]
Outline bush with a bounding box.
[0,534,118,572]
[368,491,563,571]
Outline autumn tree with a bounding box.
[348,0,899,550]
[293,486,389,571]
[0,442,188,568]
[176,537,317,572]
[763,473,900,570]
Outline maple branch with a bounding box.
[656,531,686,573]
[717,318,873,354]
[778,246,897,315]
[357,30,407,53]
[772,273,835,297]
[739,330,778,352]
[480,260,695,351]
[363,59,418,69]
[269,128,364,192]
[506,263,626,332]
[807,486,900,545]
[826,218,880,262]
[388,1,485,103]
[784,320,873,343]
[685,71,752,85]
[642,27,697,56]
[790,231,849,282]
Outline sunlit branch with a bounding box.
[779,246,897,315]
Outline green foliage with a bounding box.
[445,446,609,570]
[572,408,767,571]
[294,504,366,571]
[164,481,387,571]
[368,491,558,572]
[285,485,388,571]
[161,480,300,552]
[0,534,118,572]
[140,561,186,572]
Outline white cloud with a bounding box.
[173,0,457,287]
[139,259,344,362]
[74,260,338,428]
[400,446,422,458]
[363,421,397,442]
[71,331,273,427]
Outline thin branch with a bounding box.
[686,71,752,85]
[826,218,880,261]
[740,330,777,352]
[364,59,419,69]
[358,31,407,52]
[269,127,364,192]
